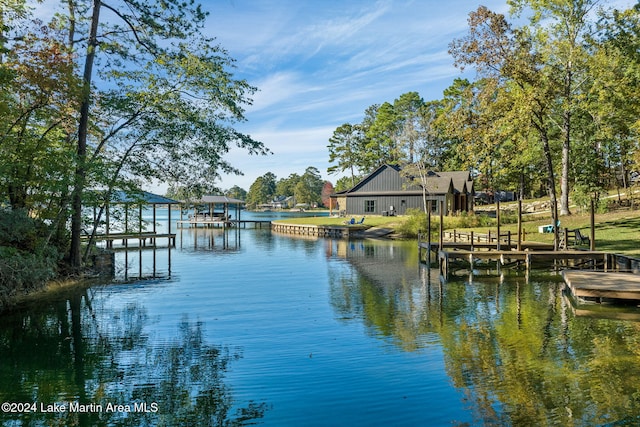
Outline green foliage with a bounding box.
[2,0,271,268]
[334,175,363,192]
[245,172,277,209]
[0,210,60,306]
[224,185,247,200]
[294,167,324,206]
[396,209,431,238]
[397,208,496,238]
[327,123,364,180]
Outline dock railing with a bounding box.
[442,230,524,247]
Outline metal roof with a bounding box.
[111,190,180,205]
[196,195,245,205]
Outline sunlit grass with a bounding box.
[274,209,640,256]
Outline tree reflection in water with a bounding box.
[0,290,268,426]
[332,239,640,426]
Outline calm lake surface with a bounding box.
[2,210,640,426]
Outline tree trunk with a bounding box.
[542,131,560,250]
[69,0,101,270]
[534,114,559,250]
[560,102,571,216]
[560,56,573,216]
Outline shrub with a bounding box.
[398,209,503,238]
[0,209,60,307]
[397,208,432,238]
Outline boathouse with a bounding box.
[85,190,180,248]
[331,164,474,216]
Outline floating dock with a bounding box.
[563,271,640,302]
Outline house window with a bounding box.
[431,200,437,212]
[365,200,376,213]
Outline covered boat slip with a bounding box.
[176,195,244,228]
[84,190,179,248]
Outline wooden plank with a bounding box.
[563,271,640,300]
[419,241,554,251]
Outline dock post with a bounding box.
[439,201,444,252]
[428,207,432,265]
[496,198,501,251]
[590,199,596,251]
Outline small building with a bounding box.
[331,164,474,216]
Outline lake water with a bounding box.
[2,210,640,426]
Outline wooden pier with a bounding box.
[419,239,611,276]
[271,222,365,238]
[176,218,271,228]
[83,232,176,248]
[563,271,640,302]
[435,248,610,276]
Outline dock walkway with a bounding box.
[419,239,610,276]
[436,248,610,276]
[563,271,640,302]
[271,222,365,238]
[176,218,271,228]
[82,232,176,248]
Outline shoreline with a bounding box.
[0,276,98,314]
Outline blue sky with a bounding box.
[32,0,636,193]
[209,0,515,191]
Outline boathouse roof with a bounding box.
[110,190,180,205]
[196,195,245,205]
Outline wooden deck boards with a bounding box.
[434,247,609,276]
[419,241,555,251]
[563,271,640,301]
[82,232,176,248]
[176,219,271,228]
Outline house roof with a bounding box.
[111,190,180,205]
[346,164,402,193]
[335,164,470,196]
[437,171,473,194]
[196,195,245,205]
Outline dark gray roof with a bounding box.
[111,190,180,204]
[197,195,245,204]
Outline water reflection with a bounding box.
[4,231,640,426]
[113,246,173,282]
[334,240,640,425]
[0,291,267,426]
[328,239,442,351]
[179,227,241,252]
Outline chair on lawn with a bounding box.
[574,228,590,246]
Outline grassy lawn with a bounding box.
[274,208,640,257]
[444,209,640,256]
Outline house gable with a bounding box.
[331,164,473,215]
[346,164,425,194]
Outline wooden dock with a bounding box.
[82,232,176,248]
[563,271,640,302]
[176,218,271,228]
[419,241,554,252]
[271,222,365,238]
[420,239,611,276]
